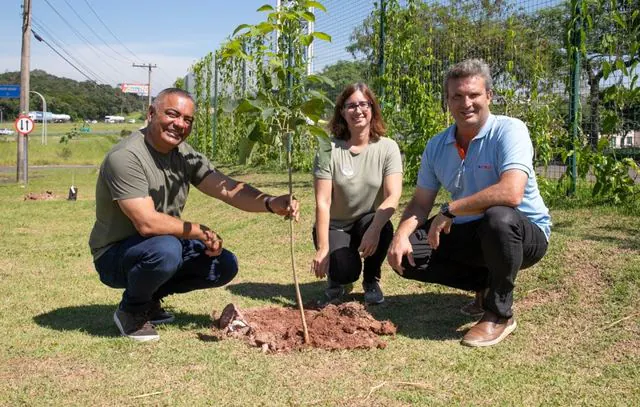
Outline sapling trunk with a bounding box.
[287,131,310,343]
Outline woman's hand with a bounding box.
[358,226,380,258]
[310,247,329,278]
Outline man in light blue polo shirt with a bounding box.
[387,59,551,347]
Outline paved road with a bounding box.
[0,164,97,173]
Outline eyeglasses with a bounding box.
[343,101,372,112]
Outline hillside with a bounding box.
[0,70,146,122]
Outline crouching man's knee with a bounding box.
[208,249,239,287]
[481,206,519,235]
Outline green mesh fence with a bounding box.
[189,0,639,201]
[310,0,639,195]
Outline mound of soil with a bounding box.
[210,302,396,353]
[24,191,56,200]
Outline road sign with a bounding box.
[14,116,35,135]
[0,85,20,99]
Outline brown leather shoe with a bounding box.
[461,310,517,347]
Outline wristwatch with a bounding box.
[440,202,455,219]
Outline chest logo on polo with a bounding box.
[478,163,492,170]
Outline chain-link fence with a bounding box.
[188,0,639,201]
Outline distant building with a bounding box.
[606,130,640,148]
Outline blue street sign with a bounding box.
[0,85,21,99]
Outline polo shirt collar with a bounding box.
[446,114,496,144]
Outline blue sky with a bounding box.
[0,0,272,94]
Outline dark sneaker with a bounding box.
[113,308,159,342]
[149,300,175,324]
[320,280,354,306]
[363,280,384,305]
[461,310,517,347]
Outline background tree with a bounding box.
[0,70,143,121]
[173,76,186,90]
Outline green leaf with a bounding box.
[300,98,325,122]
[261,107,275,121]
[602,61,611,79]
[256,22,276,35]
[238,138,256,165]
[306,74,334,88]
[301,34,314,47]
[235,98,262,114]
[612,12,626,29]
[301,11,316,22]
[304,1,327,12]
[308,89,334,104]
[247,120,266,142]
[221,99,239,113]
[257,4,274,12]
[314,130,332,170]
[307,124,330,140]
[312,31,332,42]
[232,24,251,36]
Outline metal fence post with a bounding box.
[568,0,582,196]
[242,40,247,96]
[378,0,386,101]
[212,55,219,160]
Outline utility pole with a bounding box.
[18,0,32,184]
[132,63,157,107]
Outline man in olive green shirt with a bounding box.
[90,88,299,342]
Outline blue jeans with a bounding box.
[94,234,238,313]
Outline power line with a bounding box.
[31,29,97,84]
[82,0,140,61]
[41,0,121,83]
[31,17,105,83]
[62,0,133,64]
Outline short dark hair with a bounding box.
[152,88,195,110]
[328,83,386,141]
[444,59,493,99]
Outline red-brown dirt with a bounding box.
[24,191,56,200]
[209,302,396,353]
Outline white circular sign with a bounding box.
[15,116,35,135]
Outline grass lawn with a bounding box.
[0,145,638,405]
[0,131,137,167]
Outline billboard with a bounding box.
[120,83,149,96]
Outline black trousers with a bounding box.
[313,212,394,285]
[396,206,548,318]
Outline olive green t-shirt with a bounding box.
[313,137,403,228]
[89,130,214,260]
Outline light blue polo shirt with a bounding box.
[417,114,551,240]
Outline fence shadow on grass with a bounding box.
[33,304,213,337]
[226,282,474,341]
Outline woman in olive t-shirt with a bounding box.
[311,83,403,305]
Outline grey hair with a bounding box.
[443,59,493,99]
[151,88,195,109]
